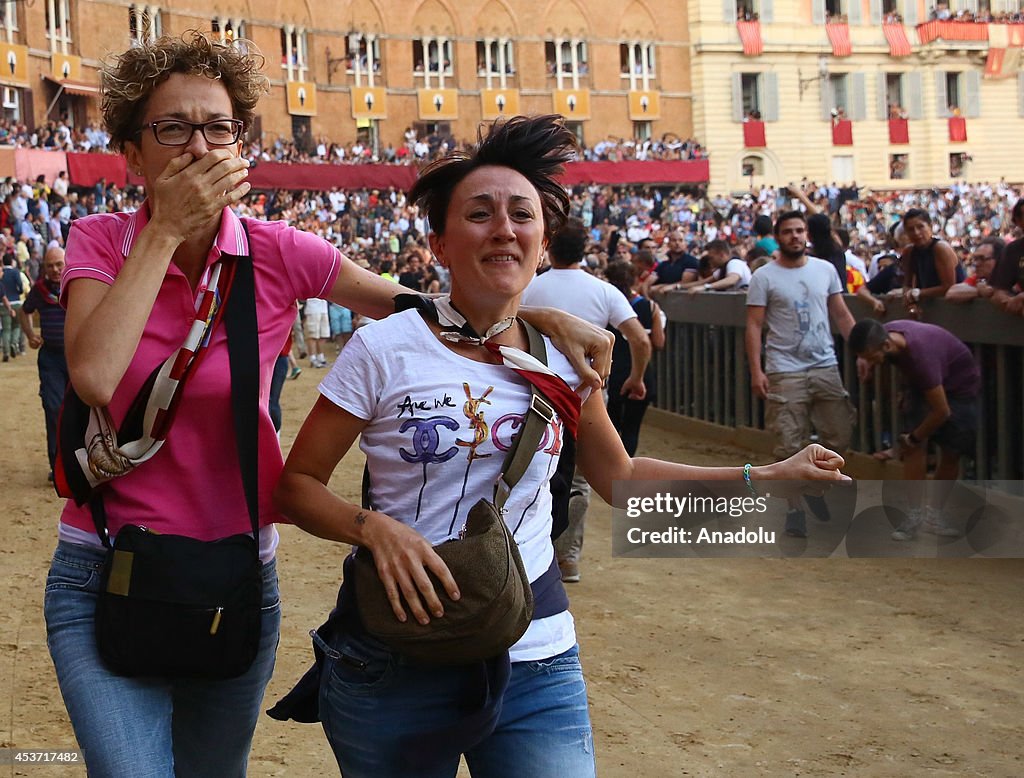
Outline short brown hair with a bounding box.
[102,30,269,152]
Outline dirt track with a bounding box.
[1,349,1021,777]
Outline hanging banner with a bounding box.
[51,53,82,81]
[0,43,29,86]
[553,89,591,120]
[351,86,387,119]
[628,90,661,120]
[481,88,520,120]
[417,88,458,120]
[286,81,317,116]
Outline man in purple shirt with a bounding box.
[850,318,980,540]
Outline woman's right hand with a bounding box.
[363,512,461,626]
[148,150,251,243]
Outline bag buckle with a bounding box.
[529,393,555,423]
[494,478,512,509]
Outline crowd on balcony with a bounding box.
[0,117,706,165]
[0,119,111,153]
[927,4,1024,23]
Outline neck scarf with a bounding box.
[433,295,515,345]
[396,294,581,437]
[35,276,59,305]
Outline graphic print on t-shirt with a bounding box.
[451,383,495,533]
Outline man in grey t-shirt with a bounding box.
[746,211,857,537]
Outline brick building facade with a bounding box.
[0,0,694,154]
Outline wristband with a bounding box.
[911,287,921,301]
[704,283,713,291]
[742,463,758,497]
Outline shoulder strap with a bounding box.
[491,320,552,512]
[224,219,261,539]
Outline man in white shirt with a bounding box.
[521,218,651,582]
[682,239,751,294]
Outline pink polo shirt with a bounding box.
[59,205,341,542]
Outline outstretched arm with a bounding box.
[574,390,848,507]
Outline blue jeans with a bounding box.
[269,354,288,432]
[37,347,68,469]
[44,541,281,778]
[318,630,595,777]
[0,304,20,357]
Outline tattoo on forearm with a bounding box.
[355,510,367,526]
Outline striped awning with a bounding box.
[43,74,100,97]
[826,22,852,57]
[915,21,989,45]
[737,21,763,56]
[883,23,912,57]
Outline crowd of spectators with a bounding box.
[1,166,1020,327]
[0,118,110,153]
[927,4,1024,23]
[0,116,706,166]
[2,172,1020,294]
[240,128,708,165]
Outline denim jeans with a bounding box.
[318,629,595,777]
[0,304,19,357]
[44,541,281,778]
[268,354,288,432]
[37,347,68,469]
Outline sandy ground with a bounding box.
[1,348,1022,777]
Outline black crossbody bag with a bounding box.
[90,233,263,679]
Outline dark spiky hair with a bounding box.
[409,114,578,238]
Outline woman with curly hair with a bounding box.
[45,33,609,776]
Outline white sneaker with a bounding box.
[891,508,923,541]
[922,507,960,537]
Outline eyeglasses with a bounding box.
[139,119,244,147]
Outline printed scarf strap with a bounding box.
[78,260,235,487]
[484,338,581,439]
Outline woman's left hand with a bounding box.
[761,444,850,482]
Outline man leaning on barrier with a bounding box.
[849,318,980,541]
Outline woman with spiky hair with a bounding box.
[274,115,849,777]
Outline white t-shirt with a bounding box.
[845,249,867,278]
[747,257,842,374]
[521,267,637,329]
[319,310,578,662]
[714,257,752,289]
